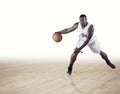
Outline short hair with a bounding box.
[79,14,87,19]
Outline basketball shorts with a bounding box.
[76,39,101,54]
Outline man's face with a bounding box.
[79,17,87,26]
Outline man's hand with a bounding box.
[54,32,61,34]
[55,28,67,34]
[74,48,83,53]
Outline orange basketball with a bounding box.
[52,32,62,42]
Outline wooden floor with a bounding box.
[0,60,120,94]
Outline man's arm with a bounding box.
[77,24,94,51]
[56,22,79,34]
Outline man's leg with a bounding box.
[67,48,80,75]
[100,51,116,69]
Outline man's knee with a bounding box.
[71,48,79,58]
[74,48,80,54]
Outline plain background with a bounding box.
[0,0,120,61]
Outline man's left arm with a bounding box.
[78,24,94,51]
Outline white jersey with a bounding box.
[76,22,101,54]
[77,22,96,43]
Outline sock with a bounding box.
[106,60,112,65]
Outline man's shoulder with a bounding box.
[88,22,94,26]
[74,22,79,26]
[88,23,94,28]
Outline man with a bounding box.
[55,14,116,75]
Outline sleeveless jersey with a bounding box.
[77,22,96,43]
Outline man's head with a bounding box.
[79,14,87,27]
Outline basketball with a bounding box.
[52,32,62,42]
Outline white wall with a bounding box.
[0,0,120,60]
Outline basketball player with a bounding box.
[55,14,116,75]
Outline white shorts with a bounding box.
[76,39,101,54]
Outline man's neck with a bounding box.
[81,22,88,29]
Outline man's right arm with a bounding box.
[56,22,79,34]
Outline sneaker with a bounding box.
[67,66,72,75]
[107,62,116,69]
